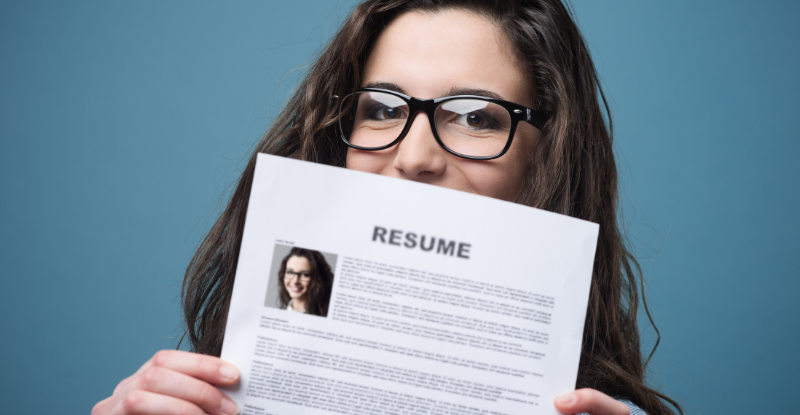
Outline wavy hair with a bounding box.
[276,247,334,316]
[181,1,681,414]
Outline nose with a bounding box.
[392,111,447,180]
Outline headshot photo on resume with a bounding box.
[264,245,336,317]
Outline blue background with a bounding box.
[1,1,797,413]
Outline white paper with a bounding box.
[220,153,598,415]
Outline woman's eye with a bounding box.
[466,114,485,127]
[382,107,401,119]
[454,112,496,130]
[368,105,405,121]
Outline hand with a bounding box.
[554,388,630,415]
[92,350,241,415]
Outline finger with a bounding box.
[554,389,630,415]
[148,350,240,385]
[92,395,114,415]
[109,390,205,415]
[132,366,239,415]
[113,373,138,397]
[110,353,211,399]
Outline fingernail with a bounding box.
[219,364,239,381]
[555,394,576,405]
[221,397,238,415]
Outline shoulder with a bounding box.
[619,399,647,415]
[577,399,647,415]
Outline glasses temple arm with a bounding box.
[526,108,549,130]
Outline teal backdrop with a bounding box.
[1,1,798,413]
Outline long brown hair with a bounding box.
[181,1,681,413]
[276,247,334,316]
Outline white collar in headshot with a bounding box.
[285,300,306,313]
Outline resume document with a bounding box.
[220,154,599,415]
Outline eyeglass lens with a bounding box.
[340,91,512,158]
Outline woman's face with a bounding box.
[284,255,312,300]
[346,9,539,201]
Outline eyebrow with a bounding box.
[444,87,506,101]
[363,81,406,94]
[362,81,507,101]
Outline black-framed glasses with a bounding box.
[284,270,312,281]
[337,88,549,160]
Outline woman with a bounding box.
[276,247,334,316]
[92,1,681,414]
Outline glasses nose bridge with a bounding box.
[407,96,438,116]
[405,97,439,134]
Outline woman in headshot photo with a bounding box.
[92,1,683,414]
[276,247,334,316]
